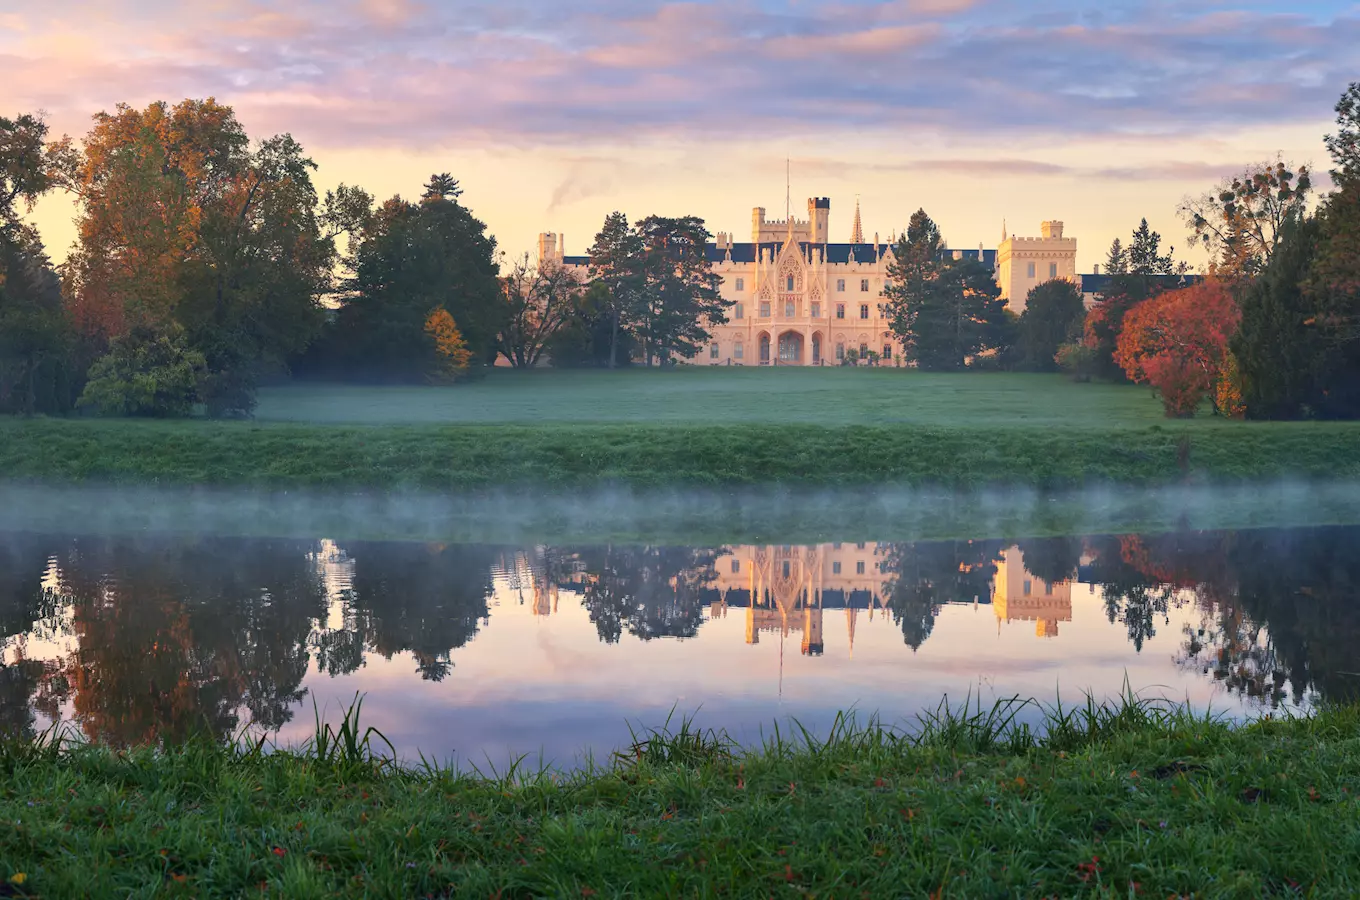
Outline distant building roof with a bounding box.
[564,243,998,268]
[1078,273,1203,295]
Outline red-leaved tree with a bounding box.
[1115,281,1240,417]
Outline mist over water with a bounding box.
[4,479,1360,544]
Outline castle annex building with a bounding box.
[541,198,1078,366]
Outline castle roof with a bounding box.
[1077,273,1202,294]
[564,244,998,268]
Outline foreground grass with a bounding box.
[2,698,1358,898]
[5,417,1360,490]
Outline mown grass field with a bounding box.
[261,368,1173,426]
[5,369,1360,490]
[1,699,1357,898]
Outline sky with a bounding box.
[4,0,1359,270]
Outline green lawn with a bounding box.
[6,370,1360,491]
[2,701,1357,898]
[259,368,1174,426]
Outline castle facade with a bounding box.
[541,197,1079,366]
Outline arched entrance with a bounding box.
[811,332,823,365]
[777,330,804,364]
[758,332,771,365]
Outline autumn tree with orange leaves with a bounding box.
[61,99,368,415]
[1115,281,1240,417]
[424,308,472,383]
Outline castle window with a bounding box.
[883,344,892,359]
[782,561,791,578]
[1023,580,1032,597]
[1027,262,1036,278]
[735,277,744,291]
[833,561,842,574]
[859,304,869,319]
[735,303,744,319]
[732,560,740,573]
[833,543,842,549]
[860,279,870,292]
[836,304,846,319]
[759,301,771,317]
[786,275,795,292]
[1045,583,1054,596]
[859,343,868,358]
[1049,262,1058,279]
[856,543,866,549]
[784,299,795,317]
[835,343,845,360]
[734,342,744,359]
[856,561,866,575]
[811,301,821,318]
[710,343,719,359]
[837,279,845,292]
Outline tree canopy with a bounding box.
[883,208,1010,370]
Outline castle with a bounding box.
[539,197,1079,366]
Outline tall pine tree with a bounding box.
[883,208,1009,370]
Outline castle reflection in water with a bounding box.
[5,526,1360,751]
[463,542,1073,659]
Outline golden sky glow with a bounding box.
[5,1,1357,268]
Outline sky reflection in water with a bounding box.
[0,528,1354,768]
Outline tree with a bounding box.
[0,218,77,415]
[1114,281,1240,417]
[632,215,728,366]
[545,281,639,368]
[1232,213,1324,419]
[1104,238,1128,275]
[1,113,73,226]
[1303,84,1360,419]
[1018,279,1085,371]
[423,309,472,383]
[497,253,583,368]
[883,208,1009,370]
[62,99,346,415]
[586,212,645,369]
[1324,81,1360,182]
[1127,218,1176,275]
[325,180,503,380]
[1084,219,1183,380]
[1180,158,1312,281]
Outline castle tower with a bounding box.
[996,220,1078,313]
[850,197,864,244]
[808,197,830,244]
[537,232,561,266]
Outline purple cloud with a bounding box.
[2,0,1356,152]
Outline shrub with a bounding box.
[1055,341,1097,382]
[77,326,205,417]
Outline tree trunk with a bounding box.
[609,307,619,369]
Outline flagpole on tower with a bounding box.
[786,156,791,223]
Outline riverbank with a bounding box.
[2,700,1357,897]
[5,417,1360,491]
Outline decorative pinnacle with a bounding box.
[850,195,864,244]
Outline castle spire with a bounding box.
[1002,219,1008,241]
[846,608,857,660]
[850,195,864,244]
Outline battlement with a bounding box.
[1006,234,1076,245]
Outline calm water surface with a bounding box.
[1,527,1355,766]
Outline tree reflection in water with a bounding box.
[0,527,1355,748]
